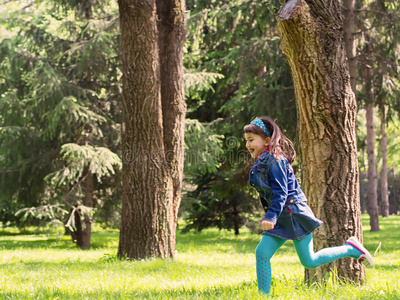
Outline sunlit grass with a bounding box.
[0,215,399,299]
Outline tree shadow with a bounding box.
[0,231,119,250]
[0,280,261,299]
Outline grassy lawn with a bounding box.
[0,214,399,299]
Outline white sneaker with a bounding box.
[346,236,374,267]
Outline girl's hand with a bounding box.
[261,220,274,231]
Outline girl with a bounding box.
[244,116,373,295]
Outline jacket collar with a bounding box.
[256,147,269,160]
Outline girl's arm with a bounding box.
[262,159,288,225]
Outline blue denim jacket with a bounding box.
[249,151,322,240]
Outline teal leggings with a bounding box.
[256,234,362,294]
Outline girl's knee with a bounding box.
[256,235,285,259]
[255,244,268,259]
[300,260,317,269]
[298,255,318,269]
[255,244,275,260]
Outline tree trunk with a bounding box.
[380,103,389,217]
[233,205,240,235]
[81,170,93,250]
[343,0,356,94]
[277,0,364,285]
[357,7,380,232]
[365,103,379,230]
[77,1,94,251]
[156,0,187,258]
[390,169,398,215]
[118,0,186,260]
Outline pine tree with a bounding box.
[181,0,297,233]
[0,1,122,247]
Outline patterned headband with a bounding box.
[250,117,271,137]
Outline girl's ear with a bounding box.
[265,137,271,146]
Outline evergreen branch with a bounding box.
[184,69,224,94]
[59,170,90,209]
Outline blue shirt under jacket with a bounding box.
[249,151,323,240]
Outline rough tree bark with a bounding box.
[156,0,187,256]
[277,0,365,284]
[380,103,389,217]
[118,0,186,260]
[343,0,356,94]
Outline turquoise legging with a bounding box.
[256,233,362,294]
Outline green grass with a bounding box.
[0,215,399,299]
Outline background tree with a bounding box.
[0,0,122,247]
[117,0,186,259]
[355,0,400,222]
[181,0,297,233]
[362,28,380,231]
[380,102,389,217]
[277,0,364,285]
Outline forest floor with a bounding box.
[0,214,399,299]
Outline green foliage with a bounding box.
[182,171,260,235]
[358,108,400,174]
[356,0,400,114]
[15,204,68,222]
[65,204,95,231]
[0,0,122,227]
[184,69,224,96]
[45,96,106,140]
[181,0,296,233]
[184,119,224,175]
[45,143,121,186]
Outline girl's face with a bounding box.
[244,132,270,158]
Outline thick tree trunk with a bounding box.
[156,0,187,258]
[343,0,356,94]
[380,104,389,217]
[118,0,186,260]
[277,0,364,284]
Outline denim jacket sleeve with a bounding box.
[262,158,288,225]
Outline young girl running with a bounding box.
[244,116,373,295]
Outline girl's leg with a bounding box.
[293,233,364,269]
[255,235,286,294]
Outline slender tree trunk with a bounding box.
[232,205,240,235]
[362,30,380,231]
[81,170,93,249]
[277,0,364,284]
[390,169,399,215]
[156,0,187,258]
[380,103,389,217]
[118,0,186,260]
[75,1,95,251]
[365,103,379,230]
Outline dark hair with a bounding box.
[243,116,296,164]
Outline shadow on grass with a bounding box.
[0,280,260,300]
[0,231,119,250]
[176,229,298,256]
[362,215,400,252]
[1,215,398,256]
